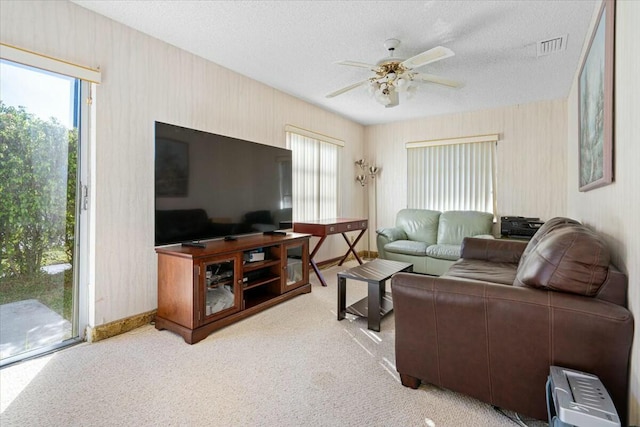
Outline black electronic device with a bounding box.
[154,122,293,246]
[500,216,544,238]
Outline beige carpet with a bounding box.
[1,262,546,426]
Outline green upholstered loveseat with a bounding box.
[376,209,494,275]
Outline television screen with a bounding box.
[154,122,292,246]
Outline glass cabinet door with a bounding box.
[283,240,309,292]
[201,255,242,323]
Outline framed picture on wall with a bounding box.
[155,138,189,197]
[578,0,615,192]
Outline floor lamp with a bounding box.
[355,159,380,259]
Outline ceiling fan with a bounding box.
[326,39,463,108]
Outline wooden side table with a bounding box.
[337,259,413,331]
[293,218,368,286]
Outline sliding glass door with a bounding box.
[0,58,87,365]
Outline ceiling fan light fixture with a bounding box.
[395,76,410,92]
[374,88,392,106]
[367,81,379,96]
[328,39,458,108]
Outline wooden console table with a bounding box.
[155,233,310,344]
[293,218,368,287]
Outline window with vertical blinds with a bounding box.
[406,135,498,215]
[285,126,342,222]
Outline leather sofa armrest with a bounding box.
[391,272,634,422]
[376,227,407,242]
[376,227,407,259]
[460,237,527,263]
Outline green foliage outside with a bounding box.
[0,101,76,320]
[1,270,73,321]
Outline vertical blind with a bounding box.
[407,136,497,214]
[286,128,342,222]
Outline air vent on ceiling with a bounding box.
[537,34,568,57]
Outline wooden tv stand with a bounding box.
[155,233,310,344]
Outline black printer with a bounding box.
[500,216,544,238]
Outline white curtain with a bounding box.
[407,140,496,214]
[286,131,340,221]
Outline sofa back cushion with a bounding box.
[437,211,494,245]
[396,209,441,244]
[517,217,581,270]
[514,225,610,296]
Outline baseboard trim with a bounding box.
[316,251,378,269]
[86,310,156,343]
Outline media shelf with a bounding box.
[244,275,280,291]
[155,233,310,344]
[243,258,280,272]
[243,287,278,310]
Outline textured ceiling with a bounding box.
[71,0,597,125]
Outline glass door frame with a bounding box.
[200,253,243,325]
[0,48,96,367]
[282,239,309,292]
[74,80,91,342]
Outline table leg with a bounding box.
[309,235,328,287]
[338,229,367,266]
[309,235,326,259]
[337,276,346,321]
[311,259,327,287]
[368,280,382,332]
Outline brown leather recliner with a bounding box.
[391,218,634,423]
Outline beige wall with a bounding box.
[0,1,365,327]
[567,0,639,423]
[365,99,568,245]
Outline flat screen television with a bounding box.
[154,121,292,246]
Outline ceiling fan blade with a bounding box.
[326,80,369,98]
[335,60,380,71]
[415,73,464,88]
[401,46,455,69]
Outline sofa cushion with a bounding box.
[514,226,610,296]
[425,244,461,261]
[445,259,518,285]
[384,240,429,256]
[517,217,581,269]
[396,209,441,245]
[437,211,494,245]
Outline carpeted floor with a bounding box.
[1,261,546,426]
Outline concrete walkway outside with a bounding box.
[0,299,71,360]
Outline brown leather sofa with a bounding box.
[391,217,634,423]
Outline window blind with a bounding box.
[407,135,497,215]
[286,128,341,222]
